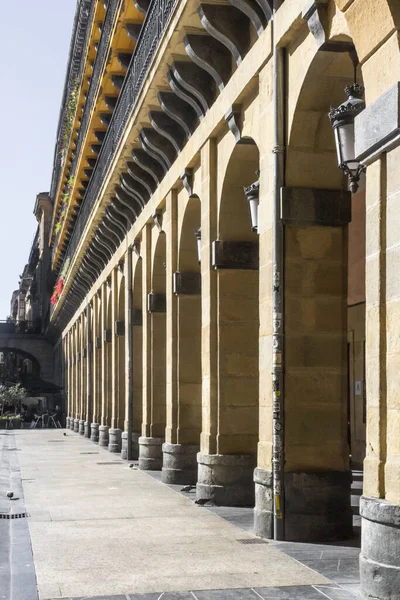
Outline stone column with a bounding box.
[109,268,122,453]
[91,292,100,443]
[355,85,400,599]
[138,225,164,469]
[197,140,224,499]
[74,322,80,433]
[84,303,92,438]
[99,282,110,447]
[79,313,85,435]
[122,248,133,461]
[280,187,352,541]
[162,190,181,482]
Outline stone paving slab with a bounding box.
[0,431,38,600]
[52,584,362,600]
[2,430,363,600]
[14,430,330,599]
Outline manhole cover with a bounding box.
[236,538,268,545]
[80,452,99,455]
[6,448,20,451]
[48,440,66,443]
[96,461,122,465]
[0,513,29,520]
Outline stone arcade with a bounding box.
[31,1,400,598]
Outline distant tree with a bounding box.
[0,384,27,415]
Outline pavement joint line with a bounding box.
[190,590,199,600]
[251,588,266,600]
[312,585,338,600]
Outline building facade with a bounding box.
[43,1,400,598]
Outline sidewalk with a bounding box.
[0,430,361,600]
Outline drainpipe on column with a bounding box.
[125,247,133,460]
[272,0,286,541]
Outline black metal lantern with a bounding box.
[194,228,201,264]
[329,84,366,194]
[244,172,260,232]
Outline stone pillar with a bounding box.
[280,187,352,541]
[91,292,100,442]
[162,190,180,483]
[123,248,133,460]
[101,281,109,429]
[91,422,99,443]
[197,140,220,499]
[80,313,86,425]
[99,424,109,447]
[85,303,93,438]
[253,121,275,536]
[74,418,79,433]
[139,225,153,467]
[355,86,400,599]
[109,268,122,453]
[138,224,166,470]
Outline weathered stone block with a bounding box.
[355,82,400,164]
[98,425,109,447]
[360,495,400,600]
[161,443,199,485]
[108,428,122,453]
[196,452,256,506]
[284,471,352,542]
[90,422,99,443]
[138,436,164,470]
[121,431,140,460]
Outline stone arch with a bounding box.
[0,337,54,383]
[333,0,400,102]
[0,347,41,379]
[199,138,260,506]
[286,45,361,189]
[282,38,360,540]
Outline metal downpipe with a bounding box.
[272,0,286,541]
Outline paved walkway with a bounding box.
[0,430,362,600]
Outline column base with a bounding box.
[66,417,70,429]
[138,437,164,470]
[99,425,109,447]
[284,471,352,542]
[73,418,79,433]
[90,423,99,443]
[108,428,122,453]
[360,496,400,600]
[254,468,273,538]
[84,421,91,438]
[162,443,199,485]
[70,418,75,431]
[78,419,85,435]
[196,452,256,506]
[121,432,140,460]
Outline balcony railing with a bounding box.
[57,0,176,283]
[50,0,94,202]
[0,321,42,335]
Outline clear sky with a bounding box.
[0,1,77,319]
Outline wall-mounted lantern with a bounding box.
[244,171,260,233]
[329,84,366,194]
[194,228,201,264]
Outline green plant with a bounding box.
[0,384,27,415]
[59,77,80,161]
